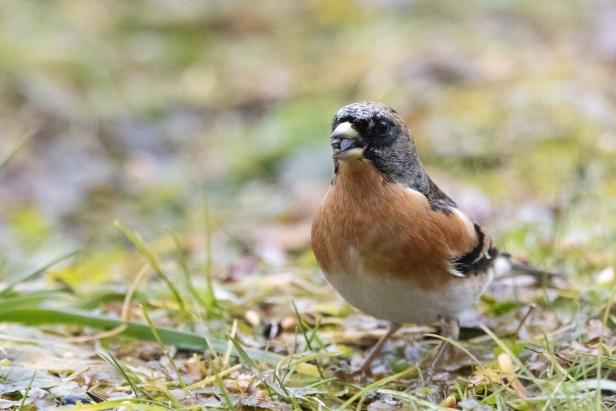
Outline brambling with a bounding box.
[311,101,518,377]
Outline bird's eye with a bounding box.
[375,121,389,134]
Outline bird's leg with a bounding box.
[338,322,401,379]
[357,322,401,374]
[425,317,459,381]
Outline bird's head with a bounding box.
[330,101,423,184]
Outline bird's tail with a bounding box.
[492,252,566,287]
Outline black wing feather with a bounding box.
[424,175,497,276]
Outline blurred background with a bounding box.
[1,0,615,286]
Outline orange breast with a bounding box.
[311,160,476,291]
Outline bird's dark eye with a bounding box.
[375,121,389,134]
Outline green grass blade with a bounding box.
[17,372,36,411]
[202,201,218,308]
[336,367,414,410]
[424,333,482,366]
[212,363,235,410]
[0,307,318,374]
[480,324,544,388]
[114,221,188,313]
[229,335,292,400]
[98,350,149,399]
[0,291,70,311]
[292,301,324,378]
[0,250,80,295]
[169,232,216,314]
[141,304,184,387]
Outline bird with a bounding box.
[311,101,530,377]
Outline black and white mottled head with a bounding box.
[330,101,429,192]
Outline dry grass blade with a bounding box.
[63,399,171,410]
[498,352,528,398]
[222,319,238,370]
[185,363,242,391]
[68,265,147,343]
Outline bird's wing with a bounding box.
[422,176,498,277]
[449,219,498,277]
[427,175,457,207]
[419,175,458,213]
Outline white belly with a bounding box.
[324,269,486,324]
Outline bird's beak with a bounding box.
[331,122,364,160]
